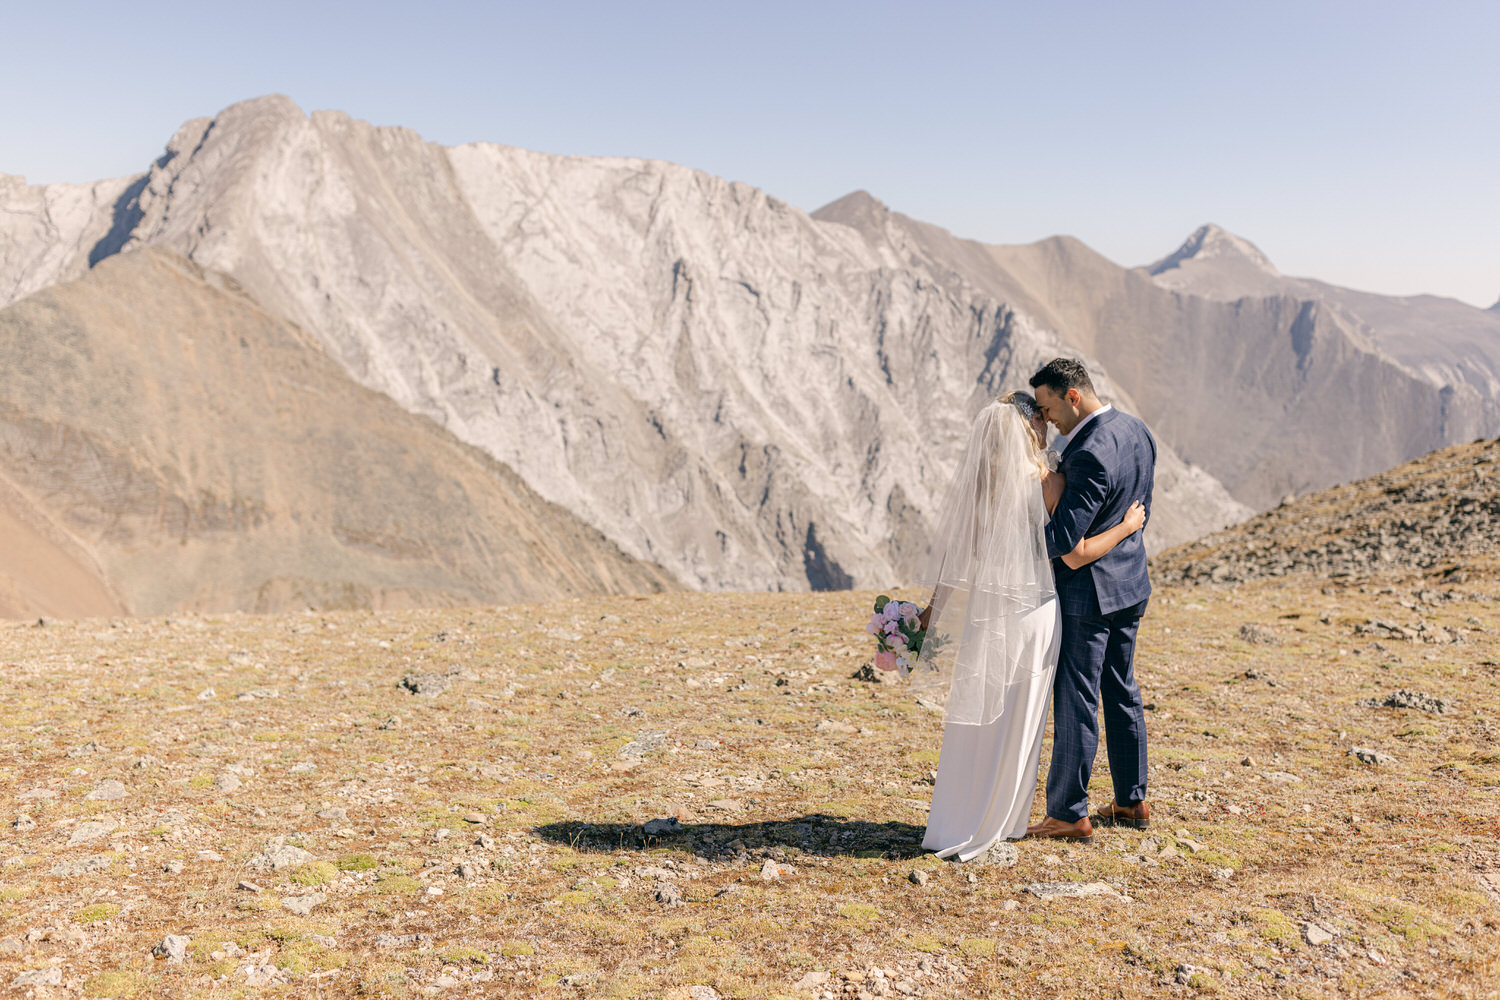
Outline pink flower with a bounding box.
[874,650,898,671]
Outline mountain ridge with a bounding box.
[3,95,1493,603]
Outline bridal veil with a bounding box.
[911,398,1056,725]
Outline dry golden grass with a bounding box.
[1,570,1498,998]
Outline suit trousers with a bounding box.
[1045,598,1149,821]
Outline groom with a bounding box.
[1026,359,1155,842]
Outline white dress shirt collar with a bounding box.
[1069,402,1113,439]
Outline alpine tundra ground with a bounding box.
[2,567,1498,999]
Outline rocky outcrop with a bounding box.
[1154,438,1500,586]
[0,248,674,616]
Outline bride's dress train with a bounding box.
[920,599,1059,860]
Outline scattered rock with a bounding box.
[217,773,243,793]
[908,869,928,886]
[706,798,743,812]
[163,860,185,874]
[11,967,62,988]
[66,818,119,846]
[794,971,831,990]
[1025,881,1126,902]
[65,740,106,757]
[1176,963,1210,985]
[1347,747,1394,765]
[1237,624,1280,645]
[654,882,685,907]
[48,855,113,877]
[317,807,347,821]
[152,934,190,963]
[237,881,262,893]
[374,932,431,948]
[400,672,450,696]
[816,719,858,734]
[282,893,327,915]
[1303,922,1335,946]
[0,937,20,953]
[247,840,315,870]
[760,859,795,881]
[633,865,677,880]
[619,731,668,758]
[12,814,35,831]
[85,779,127,801]
[289,761,316,774]
[1358,689,1450,714]
[455,863,479,881]
[643,817,683,836]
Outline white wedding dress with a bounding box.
[909,398,1060,860]
[921,599,1059,858]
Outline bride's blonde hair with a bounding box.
[999,390,1047,473]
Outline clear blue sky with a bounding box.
[3,1,1496,306]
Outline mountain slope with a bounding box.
[1154,436,1500,586]
[0,97,1250,592]
[0,248,673,615]
[811,195,1496,510]
[1139,224,1500,399]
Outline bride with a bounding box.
[911,391,1144,859]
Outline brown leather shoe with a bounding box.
[1025,815,1094,844]
[1094,800,1150,829]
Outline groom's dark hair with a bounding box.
[1029,358,1095,397]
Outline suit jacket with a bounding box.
[1044,407,1156,616]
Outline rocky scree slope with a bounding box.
[1154,437,1500,586]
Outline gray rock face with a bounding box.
[0,97,1248,596]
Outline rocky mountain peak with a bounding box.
[1147,223,1278,278]
[810,189,893,232]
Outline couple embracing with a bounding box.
[910,358,1154,859]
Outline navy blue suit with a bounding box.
[1043,407,1156,821]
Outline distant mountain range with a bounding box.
[1,95,1495,613]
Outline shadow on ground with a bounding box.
[535,815,927,859]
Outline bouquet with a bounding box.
[866,594,927,678]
